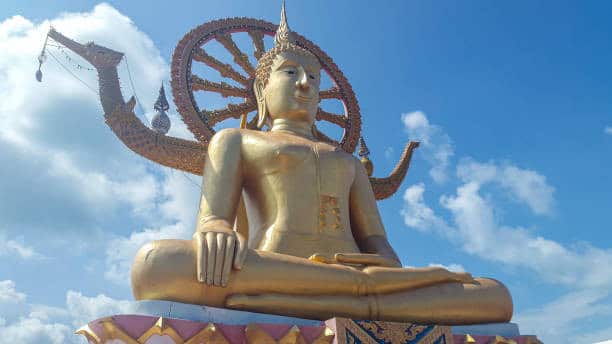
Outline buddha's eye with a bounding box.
[309,74,316,80]
[285,70,296,75]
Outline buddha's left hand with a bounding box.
[309,253,401,268]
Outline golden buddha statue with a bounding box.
[129,5,513,325]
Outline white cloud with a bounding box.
[0,3,171,241]
[428,263,465,272]
[578,327,612,344]
[437,180,612,288]
[0,1,206,290]
[399,112,612,343]
[104,223,188,284]
[0,280,71,343]
[43,149,160,217]
[605,126,612,135]
[400,113,594,287]
[384,146,394,160]
[401,111,454,184]
[0,317,72,344]
[0,280,26,303]
[158,170,201,226]
[401,183,455,239]
[28,304,70,322]
[0,280,29,329]
[457,159,555,216]
[0,280,132,344]
[0,4,202,342]
[66,291,133,328]
[104,170,200,285]
[0,233,43,260]
[515,289,612,343]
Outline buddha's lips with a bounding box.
[295,95,314,103]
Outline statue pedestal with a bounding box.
[75,301,541,344]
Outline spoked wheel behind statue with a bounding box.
[170,18,362,153]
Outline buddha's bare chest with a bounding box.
[242,140,355,194]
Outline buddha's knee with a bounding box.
[474,278,513,322]
[131,239,197,301]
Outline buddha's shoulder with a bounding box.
[209,129,277,153]
[209,128,263,145]
[318,141,359,160]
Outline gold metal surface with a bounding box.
[137,317,184,343]
[278,325,307,344]
[75,316,545,344]
[129,5,514,325]
[99,317,139,344]
[245,324,277,344]
[185,323,230,344]
[465,334,476,343]
[74,324,101,344]
[311,328,335,344]
[489,335,518,344]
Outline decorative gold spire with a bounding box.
[359,137,374,176]
[274,1,296,46]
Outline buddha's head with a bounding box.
[254,4,321,128]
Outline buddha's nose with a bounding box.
[296,68,310,91]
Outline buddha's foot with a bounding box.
[226,293,369,320]
[453,271,476,284]
[225,277,512,324]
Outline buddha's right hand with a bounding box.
[193,230,247,287]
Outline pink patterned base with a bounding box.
[75,314,542,344]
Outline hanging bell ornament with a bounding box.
[35,40,47,82]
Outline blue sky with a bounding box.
[0,1,611,343]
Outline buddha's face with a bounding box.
[261,50,321,124]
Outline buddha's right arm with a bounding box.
[196,128,243,233]
[193,128,247,287]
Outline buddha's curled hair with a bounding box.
[254,43,319,88]
[254,2,320,88]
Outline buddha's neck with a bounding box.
[270,118,315,139]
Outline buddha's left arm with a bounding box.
[349,158,401,267]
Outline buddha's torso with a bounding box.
[239,130,361,258]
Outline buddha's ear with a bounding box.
[254,78,269,129]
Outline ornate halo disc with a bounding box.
[171,17,361,153]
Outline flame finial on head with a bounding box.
[274,1,296,46]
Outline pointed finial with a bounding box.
[275,1,296,46]
[151,83,171,135]
[358,137,374,176]
[154,84,170,112]
[358,137,370,158]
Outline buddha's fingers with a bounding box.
[308,253,335,264]
[334,253,398,267]
[233,232,247,270]
[221,235,235,287]
[455,272,476,284]
[193,232,208,283]
[214,233,227,286]
[205,232,217,285]
[427,268,477,285]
